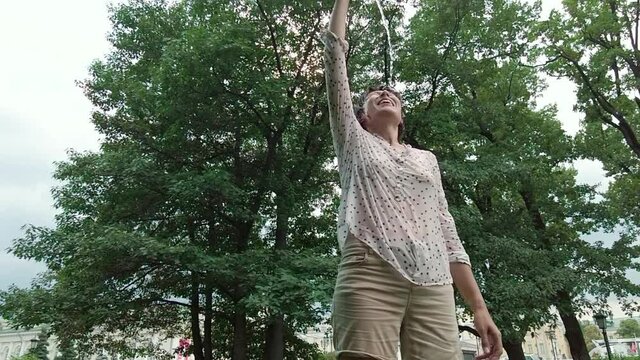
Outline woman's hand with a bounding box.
[474,308,502,360]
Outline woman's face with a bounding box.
[363,89,403,124]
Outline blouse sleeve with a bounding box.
[321,30,362,161]
[430,153,471,266]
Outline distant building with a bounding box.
[0,318,187,360]
[0,319,46,360]
[521,323,572,359]
[298,323,334,353]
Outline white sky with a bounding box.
[1,0,108,288]
[0,0,635,317]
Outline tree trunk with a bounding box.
[204,285,213,360]
[556,291,591,360]
[232,296,248,360]
[521,186,591,359]
[205,220,215,360]
[231,219,252,360]
[503,339,525,360]
[190,273,205,360]
[264,195,289,360]
[264,315,285,360]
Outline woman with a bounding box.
[323,1,502,360]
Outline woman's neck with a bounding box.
[369,127,400,147]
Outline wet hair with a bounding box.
[354,85,405,141]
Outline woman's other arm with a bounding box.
[450,264,502,360]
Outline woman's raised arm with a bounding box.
[323,0,362,163]
[329,0,350,39]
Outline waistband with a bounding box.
[343,232,374,255]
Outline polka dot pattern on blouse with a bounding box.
[322,30,471,286]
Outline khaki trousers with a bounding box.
[331,235,463,360]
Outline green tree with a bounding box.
[53,343,79,360]
[581,321,603,351]
[401,1,640,360]
[541,1,640,356]
[617,319,640,338]
[1,0,342,359]
[10,355,39,360]
[543,0,640,229]
[318,352,337,360]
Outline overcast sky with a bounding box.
[0,0,636,317]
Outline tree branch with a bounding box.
[289,11,323,98]
[117,266,159,292]
[518,55,562,69]
[217,82,274,133]
[559,50,640,159]
[256,0,283,77]
[636,0,639,53]
[154,299,191,307]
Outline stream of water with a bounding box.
[374,0,395,85]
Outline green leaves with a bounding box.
[617,318,640,338]
[243,250,337,328]
[544,0,640,229]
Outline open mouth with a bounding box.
[378,99,394,106]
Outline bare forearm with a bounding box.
[329,0,350,39]
[450,262,487,313]
[451,264,502,359]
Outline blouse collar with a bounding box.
[370,131,411,152]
